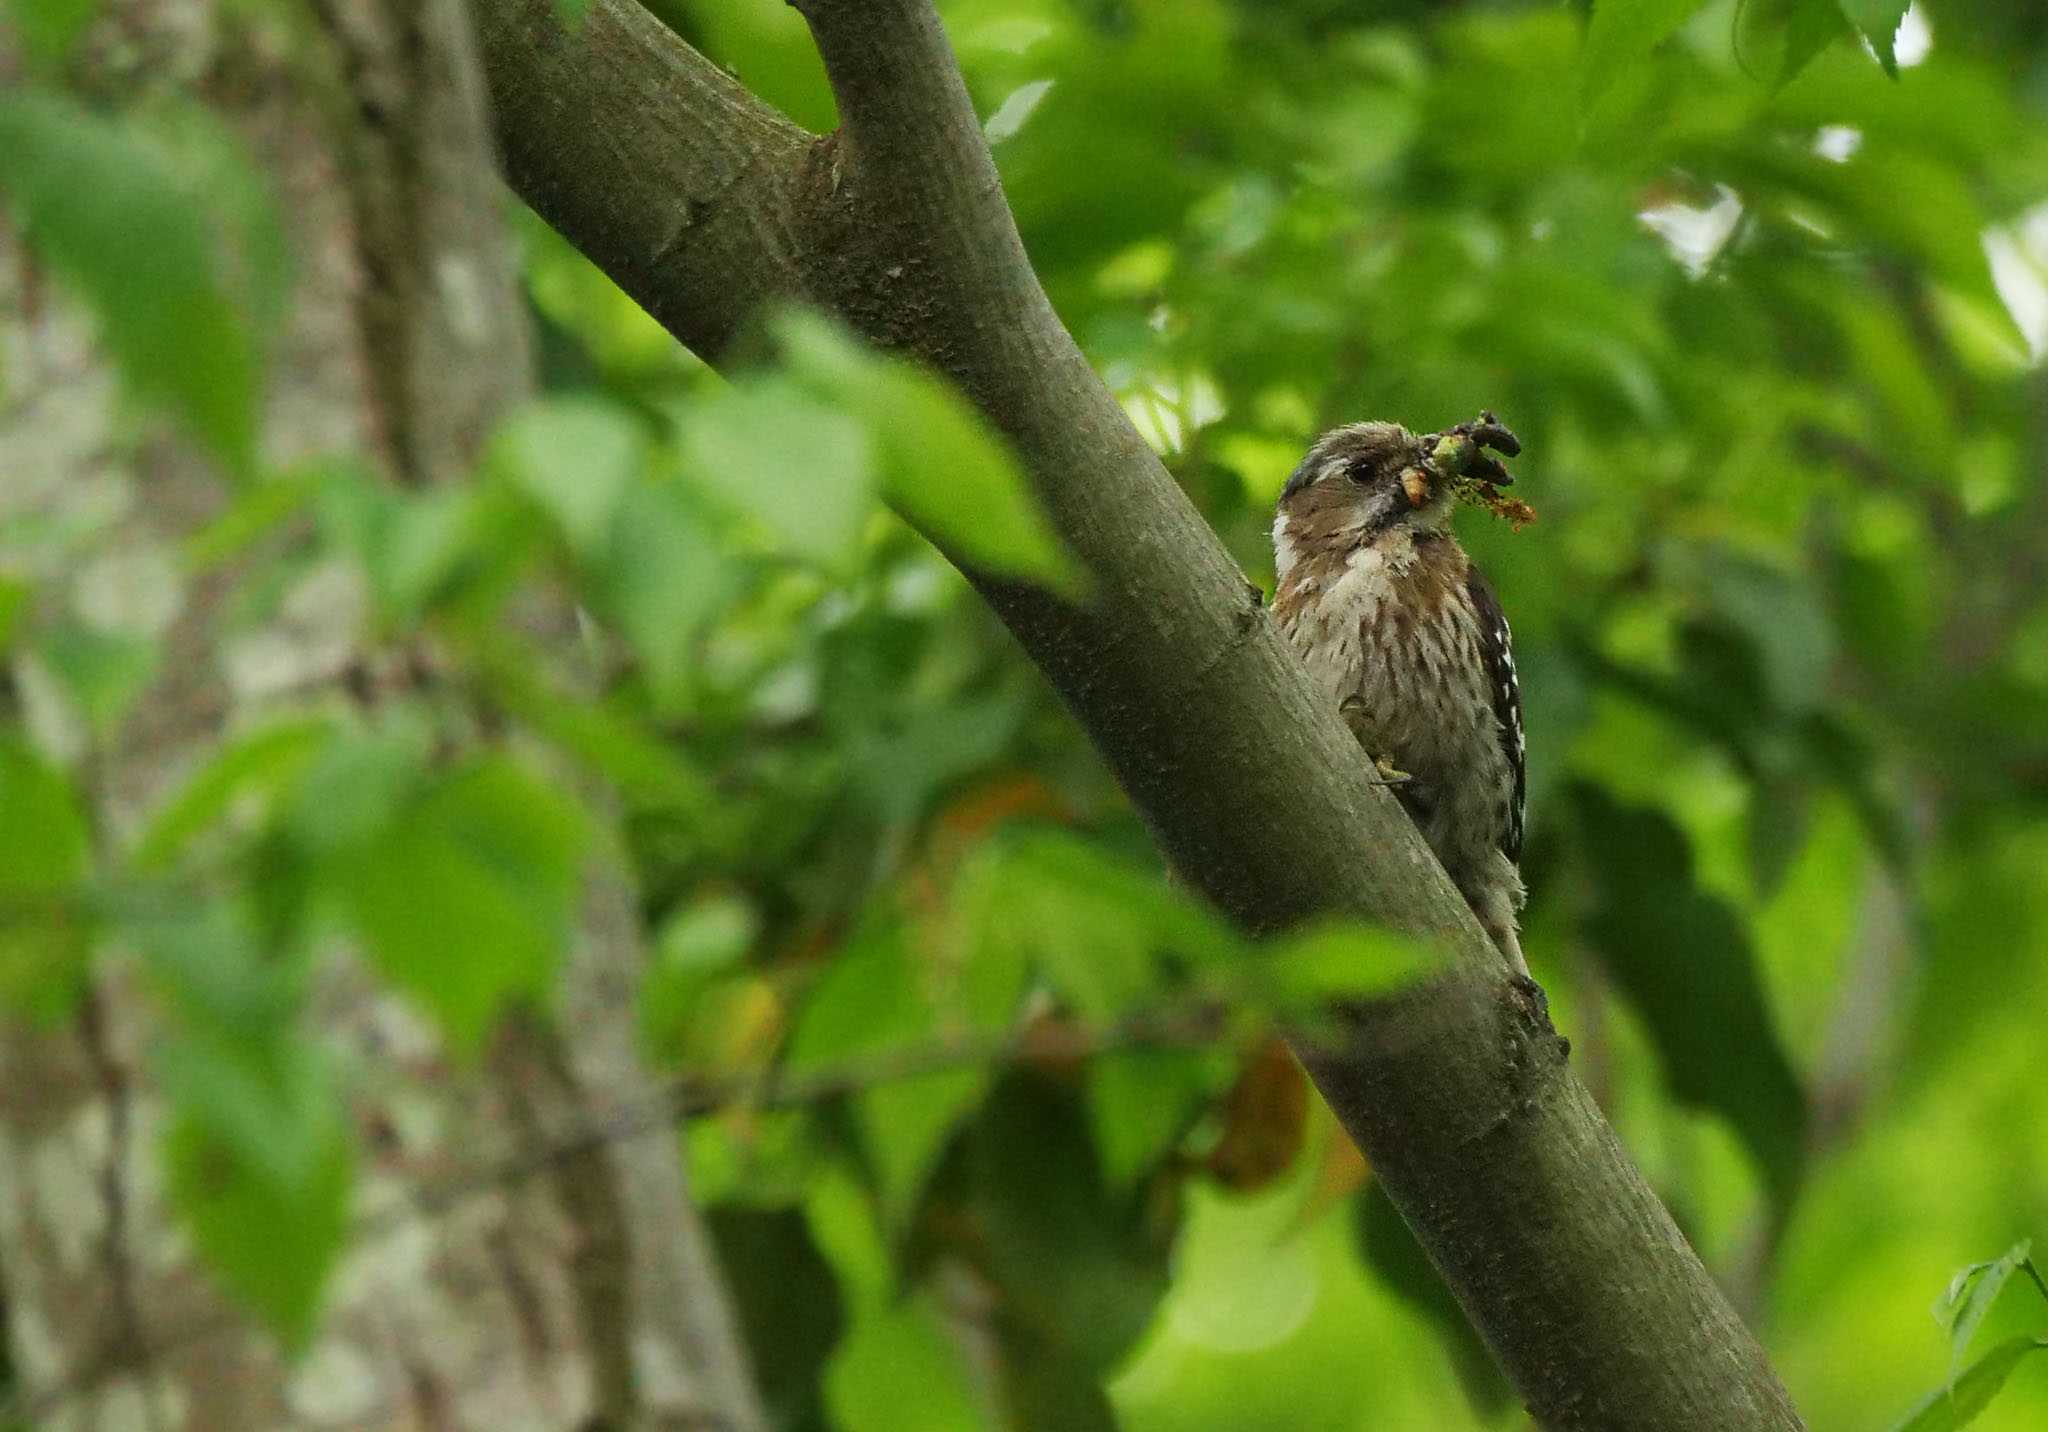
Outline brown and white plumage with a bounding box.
[1272,420,1529,972]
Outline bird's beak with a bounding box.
[1399,467,1432,508]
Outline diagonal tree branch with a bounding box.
[474,2,1806,1426]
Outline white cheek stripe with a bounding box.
[1272,510,1299,585]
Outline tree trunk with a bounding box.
[472,1,1806,1426]
[0,3,763,1428]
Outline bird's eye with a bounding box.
[1345,462,1374,484]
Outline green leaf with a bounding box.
[788,922,995,1227]
[825,1296,988,1432]
[1698,553,1835,715]
[0,574,28,654]
[639,893,759,1059]
[332,756,590,1052]
[6,0,100,69]
[969,1075,1169,1372]
[1258,918,1438,1008]
[0,94,265,475]
[138,901,302,1040]
[38,622,159,736]
[162,1064,351,1349]
[594,480,734,714]
[1838,0,1912,76]
[377,486,486,623]
[282,728,427,858]
[552,0,592,26]
[804,1161,895,1319]
[1570,784,1808,1206]
[492,397,646,561]
[680,376,876,569]
[1086,1049,1222,1189]
[144,897,346,1347]
[1889,1337,2048,1432]
[1734,0,1852,88]
[956,831,1240,1021]
[133,718,334,870]
[775,312,1087,595]
[0,739,94,1017]
[1935,1241,2035,1383]
[465,633,722,817]
[1579,0,1714,112]
[182,467,323,572]
[0,738,90,896]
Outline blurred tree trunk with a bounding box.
[0,3,763,1428]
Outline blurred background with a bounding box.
[6,0,2048,1427]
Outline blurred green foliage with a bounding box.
[5,0,2048,1427]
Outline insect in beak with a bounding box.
[1399,467,1432,508]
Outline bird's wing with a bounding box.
[1465,566,1524,862]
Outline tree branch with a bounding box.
[477,0,812,358]
[474,1,1807,1425]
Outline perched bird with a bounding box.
[1271,415,1529,972]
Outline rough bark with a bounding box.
[474,2,1807,1427]
[0,2,762,1428]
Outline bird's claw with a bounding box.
[1370,754,1413,787]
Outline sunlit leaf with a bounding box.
[1889,1337,2048,1432]
[1838,0,1913,76]
[804,1160,894,1318]
[775,312,1087,595]
[1258,918,1437,1009]
[1934,1241,2037,1385]
[680,376,875,569]
[493,397,646,561]
[825,1296,987,1432]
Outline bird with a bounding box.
[1271,414,1529,973]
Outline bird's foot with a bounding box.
[1369,754,1412,787]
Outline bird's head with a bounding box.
[1276,421,1445,540]
[1273,414,1522,566]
